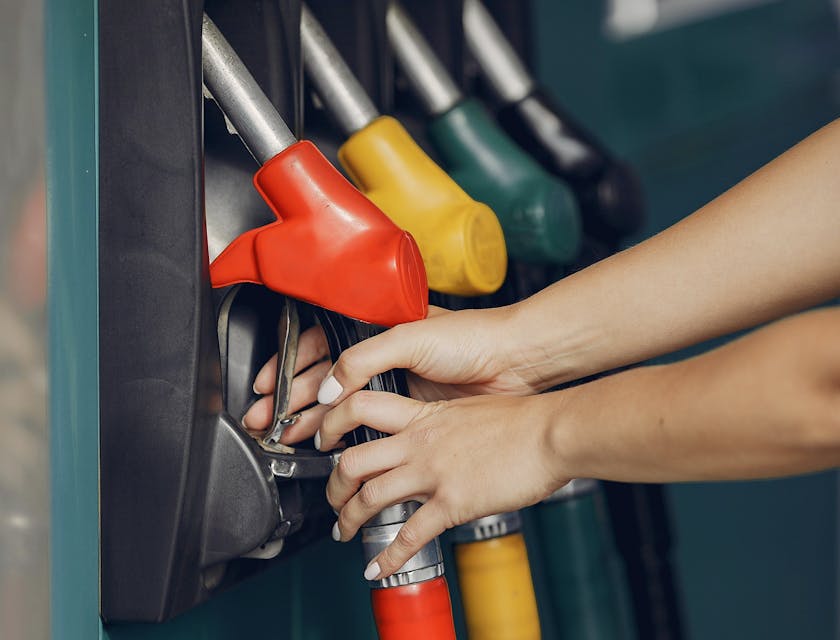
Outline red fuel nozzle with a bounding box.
[202,14,428,327]
[371,576,457,640]
[209,140,428,327]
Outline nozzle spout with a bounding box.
[201,13,297,164]
[300,4,380,136]
[462,0,535,104]
[386,2,463,116]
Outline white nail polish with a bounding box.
[331,522,341,542]
[252,381,260,395]
[317,375,343,405]
[363,561,381,581]
[241,414,250,430]
[314,431,322,451]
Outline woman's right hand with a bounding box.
[315,305,541,407]
[242,304,543,443]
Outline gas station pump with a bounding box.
[54,0,666,637]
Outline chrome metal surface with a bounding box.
[365,500,421,528]
[201,13,297,164]
[386,2,462,116]
[262,298,300,447]
[452,510,522,543]
[376,564,444,588]
[300,4,379,135]
[362,521,444,587]
[462,0,535,104]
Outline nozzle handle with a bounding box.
[202,13,297,164]
[462,0,534,104]
[300,4,379,136]
[386,2,463,116]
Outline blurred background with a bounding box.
[4,0,840,638]
[0,0,49,638]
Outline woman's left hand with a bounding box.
[319,391,568,580]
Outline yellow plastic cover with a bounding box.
[339,116,507,296]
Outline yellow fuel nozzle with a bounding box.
[453,513,542,640]
[339,116,506,295]
[301,5,507,296]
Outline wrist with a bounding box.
[533,389,586,488]
[504,282,610,391]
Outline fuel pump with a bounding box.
[462,5,684,639]
[202,15,457,639]
[385,1,582,266]
[299,4,507,297]
[461,0,644,248]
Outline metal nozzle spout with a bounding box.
[201,13,297,164]
[462,0,535,104]
[386,2,463,117]
[300,4,380,136]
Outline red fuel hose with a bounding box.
[371,576,457,640]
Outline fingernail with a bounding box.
[331,521,341,542]
[363,561,380,581]
[314,430,322,451]
[252,381,260,395]
[241,413,250,430]
[317,375,343,405]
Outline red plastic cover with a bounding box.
[210,140,428,327]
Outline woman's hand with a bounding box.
[315,305,543,406]
[243,305,545,443]
[241,324,333,443]
[319,392,568,580]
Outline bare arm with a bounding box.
[509,117,840,389]
[321,307,840,579]
[553,307,840,483]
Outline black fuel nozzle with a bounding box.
[462,0,645,245]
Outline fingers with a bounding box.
[241,395,273,432]
[333,467,428,542]
[253,325,329,394]
[317,391,429,451]
[243,360,331,432]
[252,354,278,396]
[278,404,329,445]
[288,360,331,413]
[241,403,329,444]
[325,435,410,512]
[364,502,449,581]
[316,324,421,405]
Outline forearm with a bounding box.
[544,308,840,484]
[508,118,840,389]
